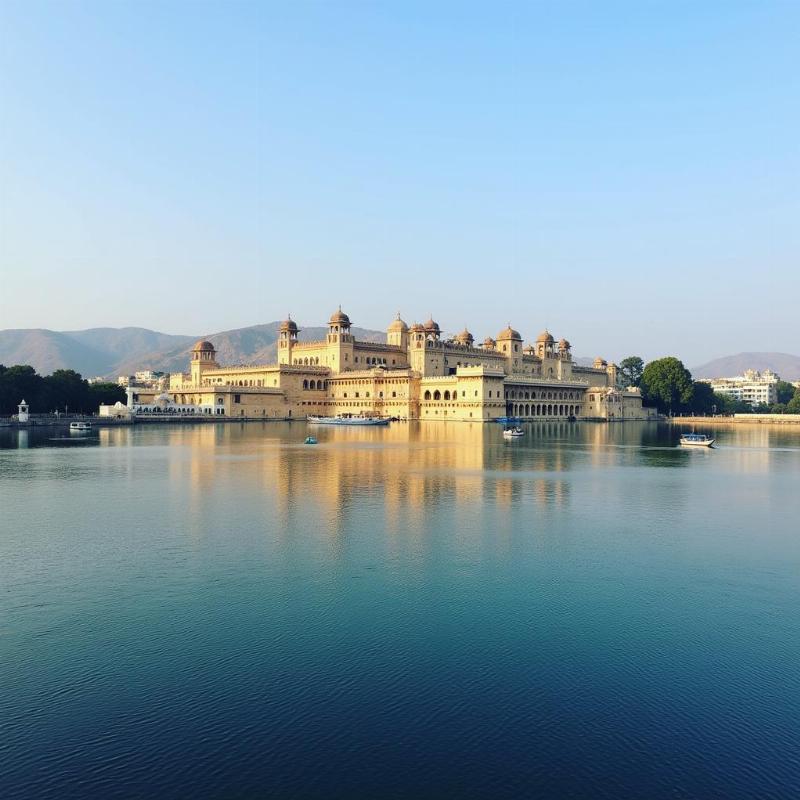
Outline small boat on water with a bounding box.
[679,433,714,447]
[304,436,318,444]
[69,422,92,432]
[503,427,525,439]
[495,416,522,425]
[307,415,390,426]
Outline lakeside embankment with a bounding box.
[670,414,800,426]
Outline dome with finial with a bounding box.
[279,316,298,333]
[409,322,425,333]
[387,313,408,333]
[192,339,215,352]
[329,306,351,326]
[483,337,496,349]
[454,327,474,345]
[558,338,570,350]
[536,329,555,344]
[497,324,522,341]
[423,316,440,333]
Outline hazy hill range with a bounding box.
[691,352,800,381]
[113,323,388,377]
[0,323,385,379]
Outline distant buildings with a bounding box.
[705,369,780,407]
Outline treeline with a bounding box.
[0,365,126,416]
[618,356,800,415]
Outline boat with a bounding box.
[69,422,92,432]
[502,427,525,439]
[304,436,318,444]
[307,415,390,426]
[495,416,522,425]
[679,433,714,447]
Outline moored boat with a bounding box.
[304,436,318,444]
[69,421,92,432]
[679,433,714,447]
[503,427,525,438]
[307,415,390,426]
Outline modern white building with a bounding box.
[706,369,779,407]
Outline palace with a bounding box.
[128,309,650,421]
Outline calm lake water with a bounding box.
[2,421,799,799]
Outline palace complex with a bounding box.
[127,309,650,421]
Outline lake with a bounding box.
[1,421,799,799]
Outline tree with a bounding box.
[43,369,90,413]
[88,382,126,407]
[688,380,715,414]
[0,365,46,415]
[775,380,796,405]
[787,391,800,414]
[640,357,695,414]
[619,356,644,388]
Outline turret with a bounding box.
[278,316,298,364]
[387,313,409,349]
[190,339,218,384]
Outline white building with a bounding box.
[707,369,779,407]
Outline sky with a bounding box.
[0,1,798,364]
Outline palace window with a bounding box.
[424,390,431,400]
[392,391,396,398]
[234,394,241,403]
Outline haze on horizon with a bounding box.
[1,1,797,365]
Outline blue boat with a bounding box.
[494,416,521,425]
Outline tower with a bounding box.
[496,325,522,374]
[326,307,354,372]
[278,317,299,364]
[190,340,218,385]
[387,313,409,349]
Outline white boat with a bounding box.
[69,421,92,432]
[503,427,525,438]
[679,433,714,447]
[307,415,390,426]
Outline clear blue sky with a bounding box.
[1,1,797,364]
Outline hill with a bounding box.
[0,323,386,379]
[691,352,800,381]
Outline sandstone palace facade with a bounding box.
[147,309,649,421]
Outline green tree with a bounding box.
[688,380,715,414]
[619,356,644,388]
[43,369,90,413]
[775,380,796,405]
[0,365,46,415]
[787,391,800,414]
[640,357,695,414]
[88,382,126,407]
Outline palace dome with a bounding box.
[192,339,215,352]
[424,317,440,333]
[558,338,570,350]
[409,322,425,333]
[483,337,496,348]
[279,317,298,333]
[497,325,522,341]
[329,307,351,326]
[536,329,555,344]
[455,327,474,345]
[387,314,408,333]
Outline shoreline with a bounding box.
[668,415,800,426]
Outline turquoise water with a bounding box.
[2,421,799,799]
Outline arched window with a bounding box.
[444,390,450,400]
[434,390,441,401]
[424,390,431,400]
[303,380,308,389]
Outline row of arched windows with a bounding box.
[510,403,579,418]
[506,389,577,401]
[294,357,321,365]
[302,379,327,390]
